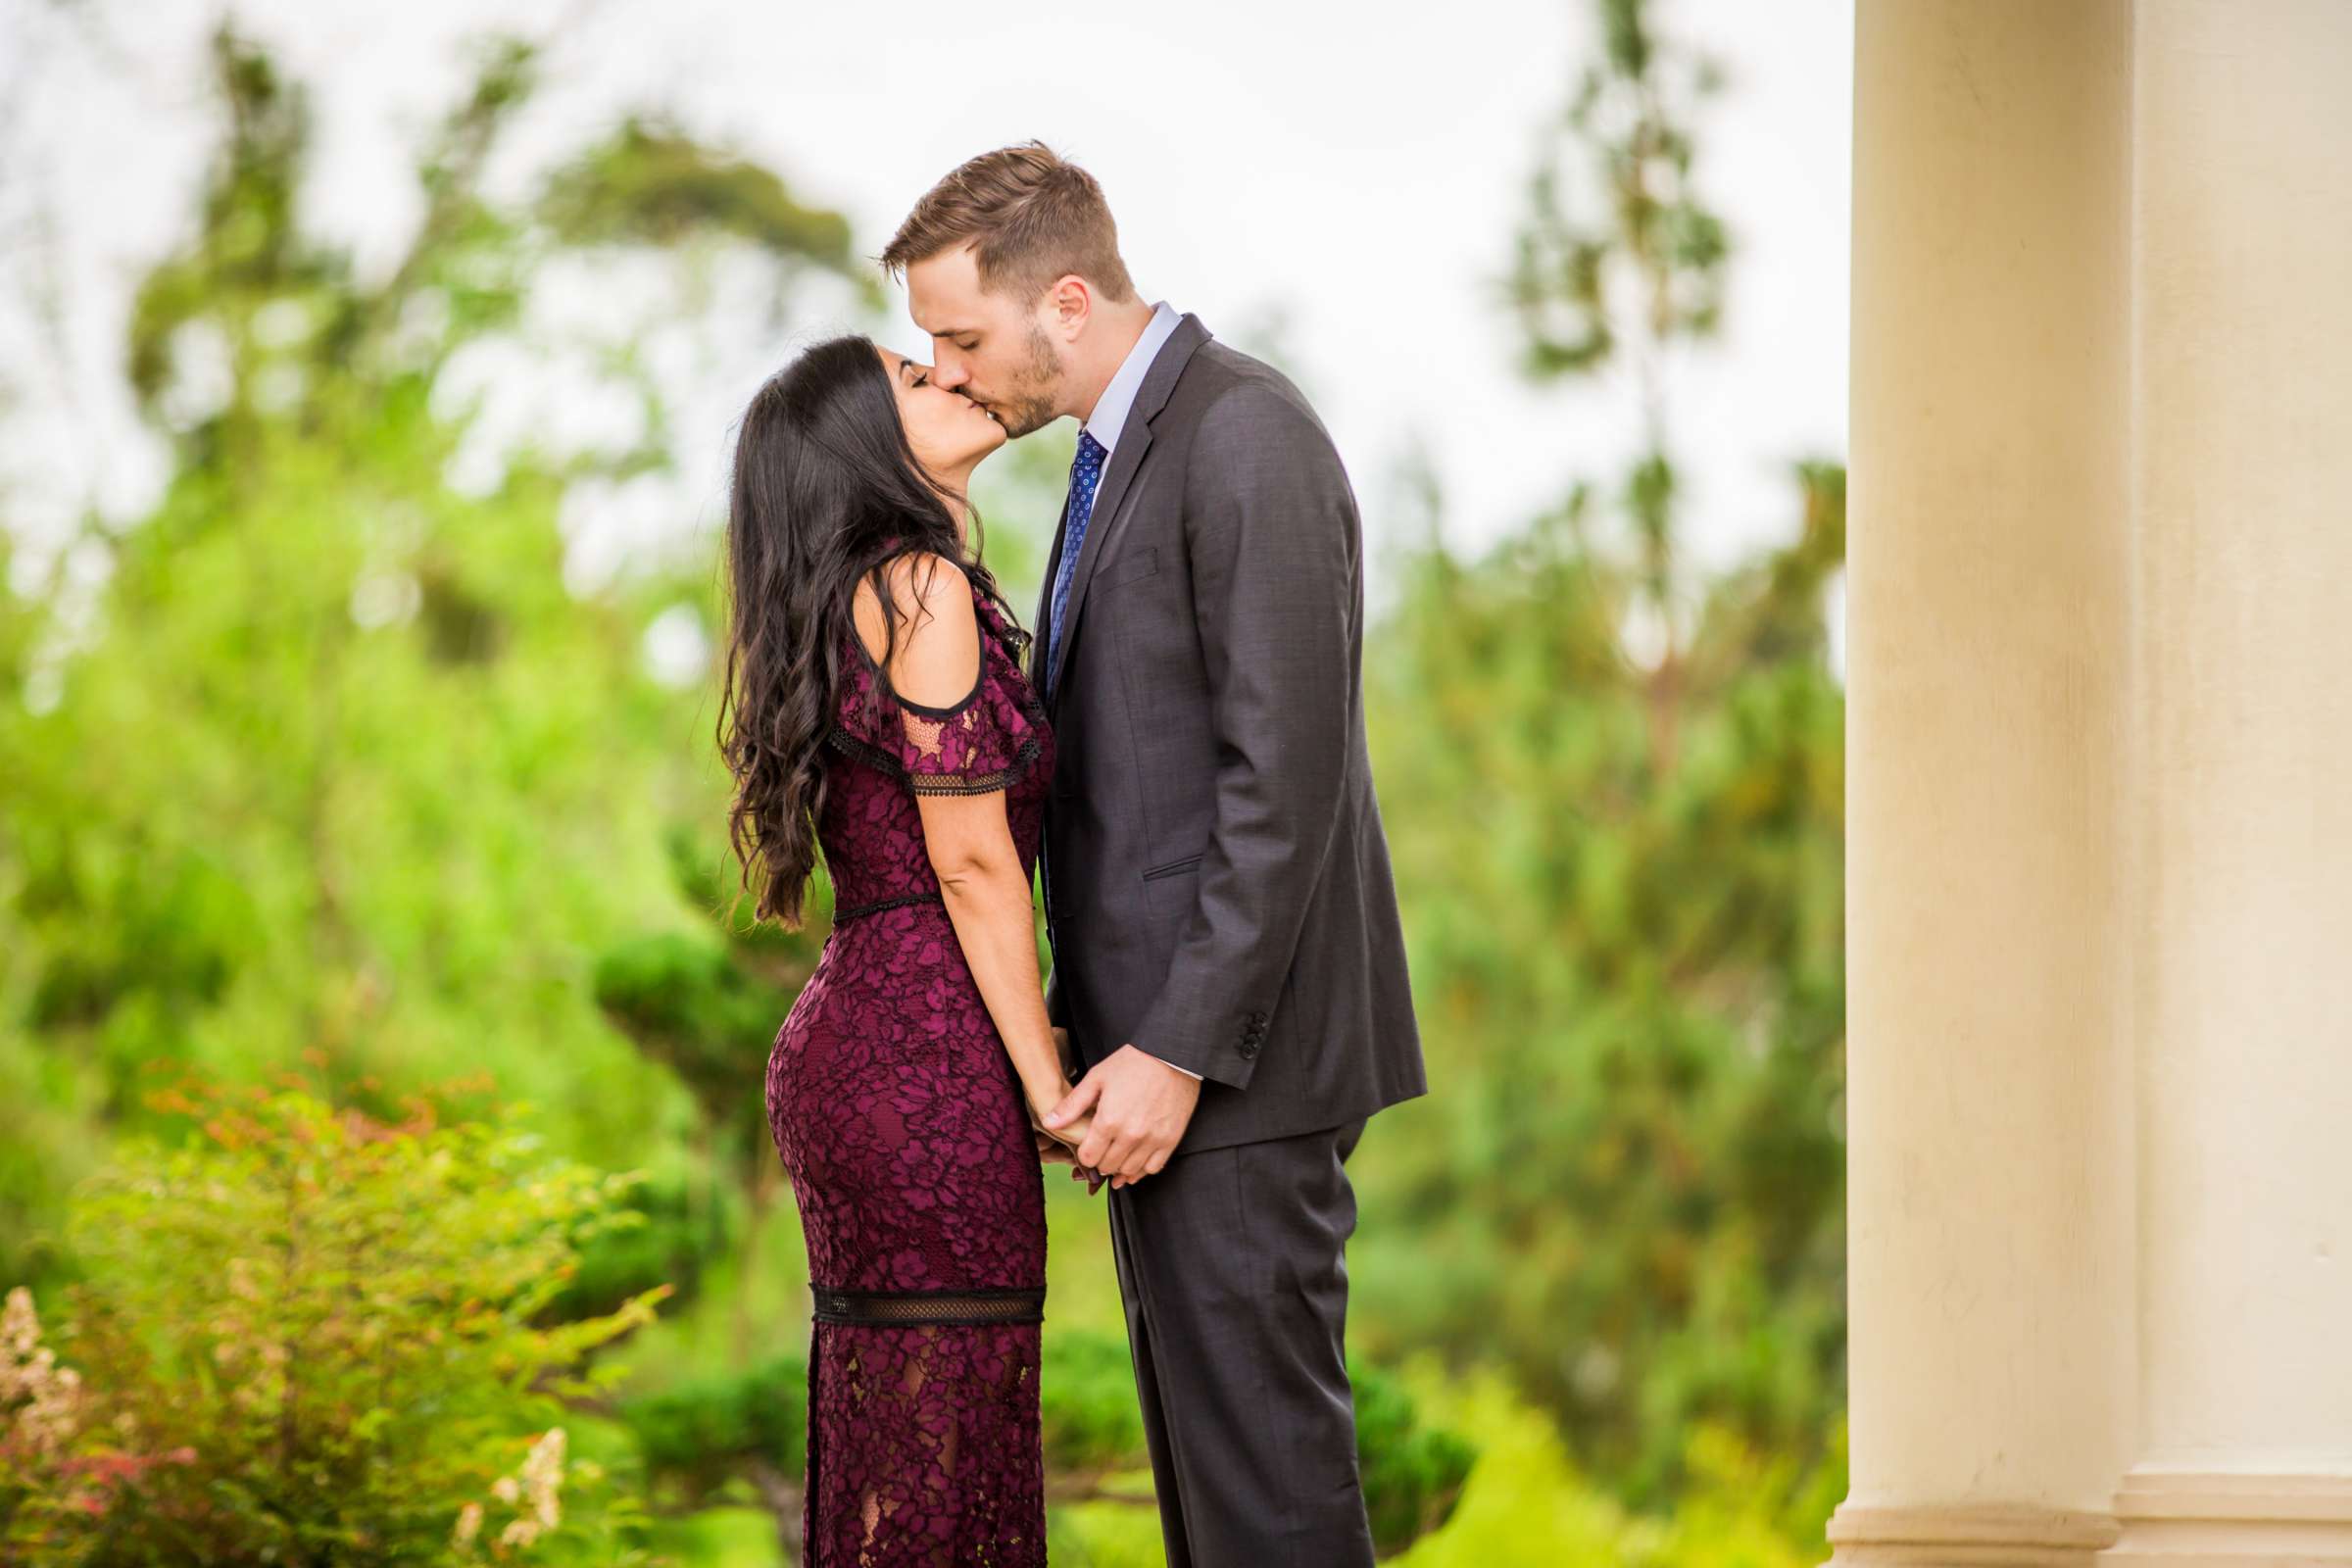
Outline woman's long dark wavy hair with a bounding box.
[717,334,1029,929]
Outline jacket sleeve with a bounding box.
[1045,962,1070,1030]
[1127,382,1356,1089]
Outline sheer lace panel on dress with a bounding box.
[896,706,1044,796]
[819,1318,1042,1566]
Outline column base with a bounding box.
[2100,1468,2352,1563]
[1826,1501,2122,1566]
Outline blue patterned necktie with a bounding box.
[1043,429,1108,701]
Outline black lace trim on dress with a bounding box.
[810,1284,1047,1328]
[823,724,903,775]
[832,892,945,923]
[823,726,1047,797]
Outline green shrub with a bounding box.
[620,1352,807,1504]
[1351,1355,1479,1555]
[1041,1326,1148,1478]
[0,1065,674,1565]
[1037,1330,1476,1558]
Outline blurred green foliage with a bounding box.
[0,1068,668,1564]
[1389,1363,1844,1568]
[1355,0,1846,1522]
[0,0,1848,1560]
[614,1324,1469,1560]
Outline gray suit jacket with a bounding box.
[1035,314,1426,1153]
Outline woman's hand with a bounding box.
[1027,1086,1097,1154]
[1028,1075,1106,1195]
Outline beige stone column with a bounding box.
[2107,1,2352,1557]
[1834,3,2139,1564]
[1837,2,2352,1564]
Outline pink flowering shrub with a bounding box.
[0,1063,674,1565]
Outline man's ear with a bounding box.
[1049,274,1092,336]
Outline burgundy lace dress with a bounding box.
[764,561,1055,1566]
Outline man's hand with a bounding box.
[1042,1044,1202,1190]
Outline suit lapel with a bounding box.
[1045,314,1211,710]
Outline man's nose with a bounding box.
[932,356,969,391]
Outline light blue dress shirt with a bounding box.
[1079,299,1182,459]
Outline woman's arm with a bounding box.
[917,790,1066,1119]
[857,556,1090,1136]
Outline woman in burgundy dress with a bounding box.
[715,335,1097,1564]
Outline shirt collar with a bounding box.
[1080,300,1182,456]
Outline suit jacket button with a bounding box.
[1239,1041,1259,1059]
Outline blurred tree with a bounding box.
[0,20,1475,1561]
[591,827,823,1364]
[0,0,1853,1556]
[1352,0,1847,1522]
[0,21,863,1295]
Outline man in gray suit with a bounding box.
[883,142,1426,1567]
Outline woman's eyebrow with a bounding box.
[896,357,914,380]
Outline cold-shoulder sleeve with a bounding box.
[833,599,1045,797]
[887,657,1043,795]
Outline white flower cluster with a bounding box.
[1,1286,82,1460]
[451,1426,566,1553]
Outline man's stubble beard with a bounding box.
[997,319,1065,440]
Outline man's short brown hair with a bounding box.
[881,141,1137,306]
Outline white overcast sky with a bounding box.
[1,0,1851,605]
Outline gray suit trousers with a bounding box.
[1104,1116,1375,1568]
